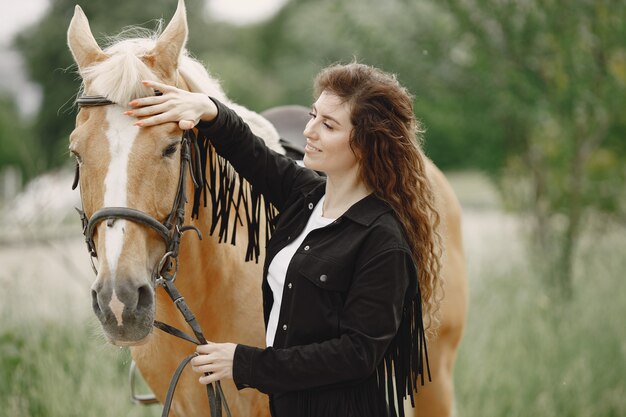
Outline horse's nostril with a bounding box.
[137,284,153,311]
[91,289,102,314]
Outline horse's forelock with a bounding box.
[78,34,229,107]
[80,38,159,105]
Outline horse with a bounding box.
[67,1,467,416]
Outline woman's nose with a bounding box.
[303,120,316,139]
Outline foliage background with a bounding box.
[4,0,626,192]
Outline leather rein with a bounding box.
[73,94,232,417]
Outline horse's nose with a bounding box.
[136,283,153,311]
[91,282,153,316]
[90,277,155,342]
[91,288,103,319]
[91,279,109,323]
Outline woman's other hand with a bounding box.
[125,80,217,130]
[191,342,237,385]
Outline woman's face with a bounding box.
[302,91,358,176]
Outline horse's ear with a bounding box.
[67,5,106,71]
[147,0,188,82]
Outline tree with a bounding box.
[223,0,626,295]
[202,0,501,171]
[0,94,40,180]
[440,0,626,295]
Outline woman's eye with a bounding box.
[162,143,178,157]
[308,112,332,129]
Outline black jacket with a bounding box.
[198,99,428,417]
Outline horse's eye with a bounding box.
[162,143,178,158]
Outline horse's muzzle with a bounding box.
[91,277,155,344]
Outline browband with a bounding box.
[75,95,115,107]
[76,90,163,108]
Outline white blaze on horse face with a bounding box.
[103,106,139,325]
[109,291,125,326]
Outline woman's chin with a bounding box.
[302,155,317,170]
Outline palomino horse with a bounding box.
[67,1,467,416]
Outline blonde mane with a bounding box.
[78,33,282,151]
[79,34,226,104]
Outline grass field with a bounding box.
[454,221,626,417]
[1,171,624,416]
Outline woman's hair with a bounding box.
[314,62,442,330]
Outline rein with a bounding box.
[74,95,232,417]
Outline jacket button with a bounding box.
[304,245,310,251]
[308,203,314,210]
[287,282,293,289]
[319,274,328,282]
[282,324,288,331]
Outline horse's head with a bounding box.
[67,0,202,345]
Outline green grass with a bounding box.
[0,317,159,417]
[454,222,626,417]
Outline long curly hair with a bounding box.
[314,62,442,330]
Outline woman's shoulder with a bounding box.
[345,196,412,257]
[368,211,412,252]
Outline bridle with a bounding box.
[73,94,232,417]
[73,94,203,280]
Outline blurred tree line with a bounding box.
[4,0,625,295]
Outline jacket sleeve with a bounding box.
[232,248,412,394]
[196,98,322,212]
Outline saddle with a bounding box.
[260,105,310,161]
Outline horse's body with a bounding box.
[412,161,467,416]
[67,1,466,416]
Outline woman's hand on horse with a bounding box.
[126,80,218,130]
[191,342,237,385]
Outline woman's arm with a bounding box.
[128,80,322,210]
[197,98,322,211]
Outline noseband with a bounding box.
[74,94,231,417]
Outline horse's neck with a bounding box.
[155,172,266,343]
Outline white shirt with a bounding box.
[265,195,335,347]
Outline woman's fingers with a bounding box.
[196,343,215,354]
[191,363,214,373]
[134,111,177,127]
[126,101,168,117]
[128,94,164,108]
[127,80,215,128]
[141,79,179,94]
[199,372,222,385]
[179,120,195,130]
[189,343,236,385]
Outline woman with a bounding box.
[128,62,441,417]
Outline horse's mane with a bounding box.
[78,30,283,262]
[78,29,226,103]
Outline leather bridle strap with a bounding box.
[154,277,231,417]
[75,95,114,107]
[76,129,202,273]
[85,206,171,252]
